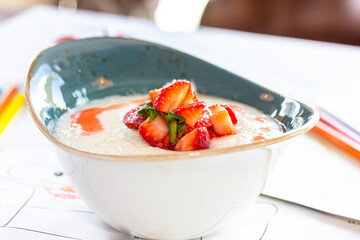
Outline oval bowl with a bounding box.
[26,37,318,240]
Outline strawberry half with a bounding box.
[149,88,160,103]
[157,135,173,150]
[139,115,170,149]
[183,109,212,135]
[174,127,210,151]
[153,80,191,113]
[207,127,218,139]
[220,104,238,124]
[194,109,212,128]
[173,101,206,127]
[180,87,198,107]
[208,104,236,136]
[123,106,148,129]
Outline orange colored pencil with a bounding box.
[311,120,360,160]
[0,85,18,115]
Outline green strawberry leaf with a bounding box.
[137,101,159,123]
[166,111,186,145]
[169,119,177,145]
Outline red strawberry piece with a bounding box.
[173,101,206,127]
[149,88,160,104]
[161,135,173,150]
[184,126,195,135]
[123,106,148,129]
[139,116,169,148]
[153,80,191,113]
[220,104,238,124]
[154,135,173,150]
[184,109,213,135]
[174,127,210,151]
[207,127,218,139]
[180,87,198,107]
[194,109,212,128]
[208,104,236,136]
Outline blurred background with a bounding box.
[0,0,360,46]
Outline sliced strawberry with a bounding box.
[184,126,195,135]
[208,127,218,139]
[194,109,212,128]
[153,80,191,113]
[183,109,213,135]
[208,104,236,136]
[123,106,148,129]
[180,87,198,107]
[139,116,169,149]
[149,88,160,103]
[220,104,238,124]
[156,135,173,150]
[174,127,210,151]
[173,101,206,127]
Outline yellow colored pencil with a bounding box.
[0,93,25,134]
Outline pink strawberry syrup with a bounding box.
[70,98,147,135]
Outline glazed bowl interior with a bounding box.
[26,37,318,158]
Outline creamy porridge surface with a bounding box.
[54,94,283,155]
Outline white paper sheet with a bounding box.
[262,134,360,220]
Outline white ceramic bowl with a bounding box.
[25,38,318,239]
